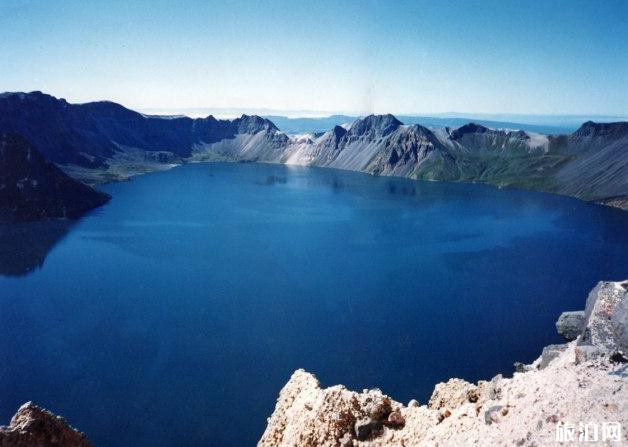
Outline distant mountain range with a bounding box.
[264,115,581,135]
[141,107,627,135]
[0,91,626,222]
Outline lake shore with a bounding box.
[65,155,628,212]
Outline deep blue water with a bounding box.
[1,162,627,446]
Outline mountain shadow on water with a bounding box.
[0,220,73,277]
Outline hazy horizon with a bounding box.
[2,0,627,116]
[4,90,628,126]
[138,106,628,121]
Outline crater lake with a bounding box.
[1,162,627,446]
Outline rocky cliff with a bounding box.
[0,133,110,222]
[260,280,628,446]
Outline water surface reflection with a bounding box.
[0,220,73,277]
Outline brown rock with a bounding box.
[0,402,91,447]
[386,410,405,427]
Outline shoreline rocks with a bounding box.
[259,280,628,446]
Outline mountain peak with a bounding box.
[349,114,403,137]
[0,91,66,105]
[573,121,628,138]
[331,125,347,140]
[233,114,278,134]
[450,123,490,139]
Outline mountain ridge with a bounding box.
[0,132,110,222]
[1,91,626,213]
[0,91,278,167]
[262,114,602,135]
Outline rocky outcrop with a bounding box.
[427,378,477,412]
[260,280,628,446]
[0,132,110,222]
[576,280,628,363]
[259,371,404,447]
[0,402,91,447]
[612,293,628,355]
[556,310,585,341]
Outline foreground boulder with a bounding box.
[0,132,110,222]
[555,310,585,341]
[0,402,91,447]
[260,281,628,446]
[612,290,628,354]
[579,280,628,353]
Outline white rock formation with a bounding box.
[260,280,628,446]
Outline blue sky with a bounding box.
[1,0,627,115]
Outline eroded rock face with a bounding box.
[579,280,628,353]
[258,370,404,447]
[260,350,628,446]
[611,281,628,354]
[427,378,476,411]
[538,344,568,369]
[260,281,628,446]
[0,402,91,447]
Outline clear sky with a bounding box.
[1,0,627,115]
